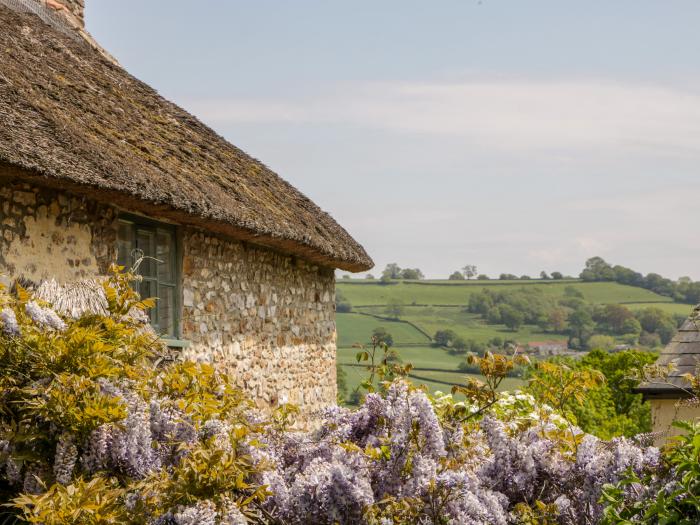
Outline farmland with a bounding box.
[338,279,674,306]
[336,278,691,402]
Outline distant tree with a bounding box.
[568,307,595,348]
[520,275,531,280]
[347,390,362,406]
[488,336,504,349]
[540,271,550,280]
[477,274,490,280]
[400,268,424,280]
[621,318,642,339]
[564,286,584,299]
[372,327,394,347]
[486,306,502,324]
[612,265,644,287]
[636,307,673,334]
[385,300,404,320]
[598,304,635,334]
[434,329,458,347]
[580,256,615,282]
[657,320,677,345]
[499,273,518,280]
[467,290,495,315]
[548,307,569,333]
[336,364,348,400]
[588,334,616,352]
[536,313,551,333]
[365,273,375,280]
[639,331,661,348]
[643,273,675,296]
[468,340,487,355]
[550,271,564,280]
[448,271,465,280]
[451,337,468,353]
[500,304,524,331]
[462,265,478,280]
[382,263,402,280]
[335,289,352,313]
[342,274,351,280]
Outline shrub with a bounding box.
[0,269,693,524]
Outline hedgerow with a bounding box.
[0,268,696,524]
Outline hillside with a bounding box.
[335,278,695,402]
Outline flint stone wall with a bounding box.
[0,179,338,418]
[0,181,116,286]
[180,229,337,413]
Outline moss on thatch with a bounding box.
[0,5,372,272]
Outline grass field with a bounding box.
[338,345,464,370]
[358,305,569,345]
[338,280,673,307]
[337,345,525,401]
[336,313,430,347]
[338,363,524,399]
[625,302,695,317]
[335,278,691,402]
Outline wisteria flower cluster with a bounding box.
[0,269,685,524]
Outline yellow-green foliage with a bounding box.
[0,267,276,523]
[11,476,128,524]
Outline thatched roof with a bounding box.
[0,4,372,272]
[636,309,700,398]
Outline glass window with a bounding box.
[117,217,179,338]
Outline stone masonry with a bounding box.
[180,229,337,413]
[0,179,338,419]
[0,181,116,287]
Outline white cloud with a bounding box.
[186,78,700,156]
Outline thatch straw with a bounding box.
[0,5,373,272]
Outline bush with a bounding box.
[433,329,457,347]
[0,269,693,524]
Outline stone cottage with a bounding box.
[636,309,700,444]
[0,0,373,415]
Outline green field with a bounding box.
[625,302,695,317]
[336,313,430,347]
[338,345,524,400]
[335,278,691,402]
[338,280,673,307]
[339,363,524,398]
[359,305,569,345]
[338,345,464,370]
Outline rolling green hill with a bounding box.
[336,313,430,347]
[338,280,673,306]
[335,278,691,402]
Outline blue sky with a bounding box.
[87,1,700,279]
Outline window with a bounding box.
[117,216,179,338]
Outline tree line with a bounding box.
[466,286,683,349]
[580,256,700,304]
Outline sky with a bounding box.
[86,1,700,280]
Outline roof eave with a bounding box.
[0,164,374,272]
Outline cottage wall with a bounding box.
[649,399,700,446]
[0,181,116,286]
[180,229,337,413]
[0,180,338,419]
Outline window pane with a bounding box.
[136,229,156,278]
[139,279,157,325]
[117,221,134,268]
[157,229,175,284]
[158,285,175,337]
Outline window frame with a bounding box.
[116,213,183,340]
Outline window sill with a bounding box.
[161,338,191,349]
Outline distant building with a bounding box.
[524,340,569,356]
[636,311,700,444]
